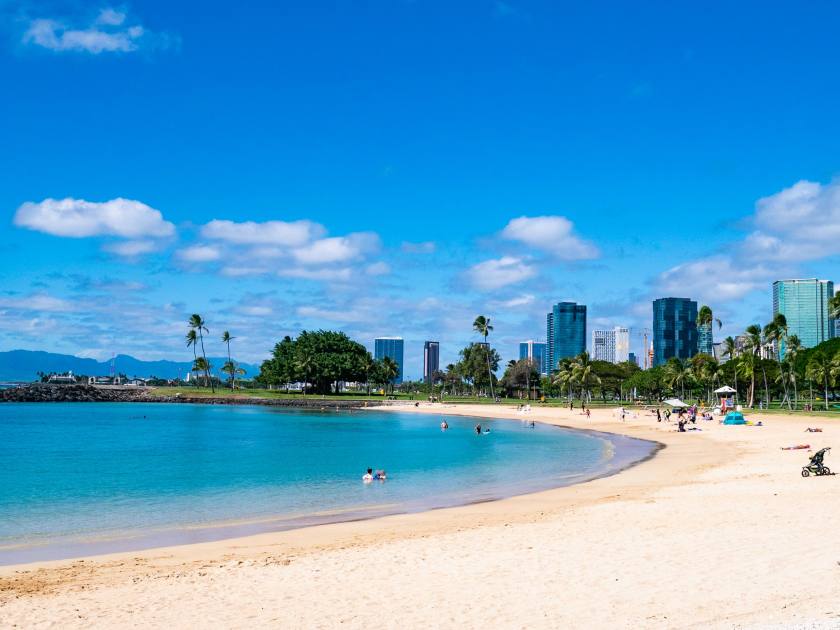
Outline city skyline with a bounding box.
[2,3,840,379]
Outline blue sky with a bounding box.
[1,0,840,378]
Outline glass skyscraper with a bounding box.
[652,298,698,367]
[546,302,586,373]
[519,340,547,375]
[423,341,439,384]
[772,279,835,353]
[374,337,404,384]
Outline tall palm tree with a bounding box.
[221,331,235,389]
[189,314,214,393]
[185,329,198,384]
[722,335,739,402]
[696,305,722,355]
[765,314,790,408]
[806,352,834,411]
[472,315,495,400]
[743,324,762,407]
[664,358,692,399]
[786,335,802,409]
[222,360,245,387]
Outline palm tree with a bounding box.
[786,335,802,409]
[472,315,495,400]
[664,358,692,399]
[571,352,600,402]
[193,357,212,387]
[552,362,574,401]
[189,314,214,393]
[221,331,235,389]
[361,352,375,397]
[722,335,739,403]
[381,356,399,394]
[743,324,762,407]
[185,329,198,384]
[806,352,834,411]
[222,360,245,387]
[765,314,790,408]
[696,305,722,354]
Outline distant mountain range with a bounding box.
[0,350,261,382]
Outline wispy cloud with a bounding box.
[465,256,536,291]
[21,7,158,54]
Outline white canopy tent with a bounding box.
[714,386,737,394]
[663,398,690,407]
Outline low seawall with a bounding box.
[0,384,409,408]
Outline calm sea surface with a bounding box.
[0,403,656,564]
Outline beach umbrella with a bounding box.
[714,386,737,394]
[663,398,689,407]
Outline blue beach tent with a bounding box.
[723,411,747,425]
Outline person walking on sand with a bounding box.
[656,408,662,422]
[586,408,591,419]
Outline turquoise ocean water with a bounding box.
[0,403,656,564]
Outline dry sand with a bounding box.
[2,404,839,629]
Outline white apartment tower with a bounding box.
[592,326,630,364]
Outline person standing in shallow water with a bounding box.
[475,424,482,435]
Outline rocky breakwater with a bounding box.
[0,384,149,403]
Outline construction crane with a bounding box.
[632,328,652,369]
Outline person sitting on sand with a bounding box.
[363,468,373,482]
[805,427,822,432]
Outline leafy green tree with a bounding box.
[456,342,500,396]
[222,360,245,387]
[829,291,840,320]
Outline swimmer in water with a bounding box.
[440,420,449,430]
[374,469,387,481]
[475,424,482,434]
[362,468,373,483]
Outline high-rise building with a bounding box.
[592,327,630,363]
[519,340,547,375]
[698,322,714,355]
[423,341,440,384]
[772,279,835,354]
[652,298,698,367]
[374,337,404,384]
[628,352,638,367]
[546,302,586,372]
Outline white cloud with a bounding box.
[501,215,599,260]
[746,179,840,261]
[15,197,175,239]
[465,256,536,291]
[220,266,271,277]
[23,9,146,54]
[401,241,436,254]
[291,233,380,265]
[201,219,325,247]
[366,261,391,276]
[492,294,535,308]
[278,267,354,282]
[0,293,78,312]
[177,244,223,263]
[103,239,159,257]
[656,255,779,303]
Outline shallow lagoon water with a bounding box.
[0,403,656,564]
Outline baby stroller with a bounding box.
[801,447,831,477]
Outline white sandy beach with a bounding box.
[2,404,839,629]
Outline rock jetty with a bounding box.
[0,384,408,409]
